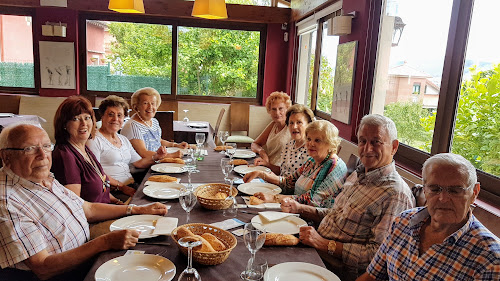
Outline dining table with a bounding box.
[0,114,45,133]
[173,121,216,149]
[84,148,328,281]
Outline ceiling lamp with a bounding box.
[192,0,228,20]
[108,0,145,13]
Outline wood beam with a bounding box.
[0,0,291,24]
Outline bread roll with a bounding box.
[249,196,264,205]
[192,235,216,253]
[201,233,226,251]
[264,233,299,246]
[161,157,185,164]
[213,192,228,200]
[176,226,195,239]
[148,175,178,182]
[230,159,248,166]
[214,145,233,151]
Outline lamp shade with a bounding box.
[192,0,228,19]
[108,0,145,13]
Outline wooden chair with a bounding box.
[226,102,254,148]
[155,111,174,142]
[213,108,225,144]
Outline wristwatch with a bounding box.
[327,240,337,256]
[126,204,136,216]
[152,155,161,164]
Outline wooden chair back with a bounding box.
[229,102,250,136]
[213,108,225,143]
[155,111,174,141]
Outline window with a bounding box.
[82,15,265,101]
[0,14,34,89]
[226,0,271,6]
[412,83,420,95]
[293,3,342,118]
[177,27,261,98]
[372,0,500,203]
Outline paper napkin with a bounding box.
[152,217,178,235]
[258,211,299,222]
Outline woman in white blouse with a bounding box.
[255,104,315,176]
[121,87,187,159]
[251,91,292,166]
[88,95,168,196]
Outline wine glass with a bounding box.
[179,185,197,223]
[218,131,229,154]
[177,236,202,281]
[223,178,237,217]
[195,133,206,147]
[184,150,198,189]
[241,222,266,280]
[220,158,233,183]
[226,142,237,160]
[183,109,189,123]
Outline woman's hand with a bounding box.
[243,171,261,183]
[299,226,330,251]
[254,157,269,167]
[254,192,275,202]
[257,150,270,163]
[135,202,168,216]
[165,150,183,159]
[280,197,301,214]
[120,185,136,197]
[110,194,124,205]
[155,146,168,159]
[176,142,188,149]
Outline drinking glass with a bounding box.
[241,222,266,281]
[218,131,229,154]
[195,133,206,147]
[179,185,197,223]
[177,236,202,281]
[223,178,237,217]
[226,142,237,159]
[183,109,189,123]
[241,256,268,281]
[184,150,198,189]
[220,158,233,183]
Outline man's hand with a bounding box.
[280,197,301,214]
[135,202,168,216]
[105,229,140,250]
[299,226,329,251]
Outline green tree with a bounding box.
[450,64,500,176]
[384,101,432,149]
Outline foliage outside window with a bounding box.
[316,22,339,114]
[177,27,260,98]
[85,20,261,98]
[295,30,316,108]
[0,14,34,89]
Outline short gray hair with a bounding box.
[422,153,477,188]
[0,123,43,149]
[357,114,398,141]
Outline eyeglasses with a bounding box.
[2,143,55,155]
[424,184,472,197]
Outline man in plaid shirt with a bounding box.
[0,124,168,280]
[281,114,415,280]
[357,153,500,281]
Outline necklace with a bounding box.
[69,141,109,192]
[99,129,120,146]
[136,113,152,128]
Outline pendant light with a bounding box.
[192,0,228,20]
[108,0,145,14]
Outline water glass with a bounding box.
[195,133,206,147]
[226,142,237,159]
[218,131,229,154]
[183,109,189,123]
[177,236,202,281]
[220,158,233,182]
[241,222,266,280]
[223,179,237,217]
[241,256,268,281]
[179,185,197,223]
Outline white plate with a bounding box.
[165,148,190,155]
[251,214,307,235]
[151,163,185,174]
[231,149,257,159]
[187,122,207,128]
[143,182,184,199]
[234,165,271,175]
[238,182,281,196]
[264,262,340,281]
[110,215,164,239]
[95,254,176,281]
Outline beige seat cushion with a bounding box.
[226,135,254,143]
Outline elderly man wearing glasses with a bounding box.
[357,153,500,281]
[0,124,168,280]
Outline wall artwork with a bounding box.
[39,41,75,89]
[331,41,358,124]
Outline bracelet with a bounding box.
[262,172,266,181]
[126,204,136,216]
[152,155,160,164]
[116,184,120,191]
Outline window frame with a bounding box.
[374,0,499,204]
[0,7,38,95]
[79,12,267,104]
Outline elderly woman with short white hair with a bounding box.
[244,120,348,208]
[121,87,187,159]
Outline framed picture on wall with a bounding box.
[331,41,358,124]
[39,41,75,89]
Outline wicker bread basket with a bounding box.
[171,223,237,265]
[195,183,238,210]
